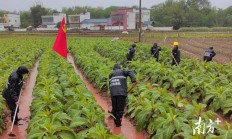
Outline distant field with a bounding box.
[0,31,231,64]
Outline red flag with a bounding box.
[52,17,67,58]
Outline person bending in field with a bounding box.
[172,42,181,66]
[109,63,136,127]
[126,44,136,61]
[150,42,162,62]
[2,66,29,125]
[203,47,216,62]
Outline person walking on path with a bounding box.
[126,44,136,61]
[203,47,216,62]
[150,42,162,62]
[109,63,137,127]
[172,42,181,66]
[2,66,29,125]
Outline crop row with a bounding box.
[0,37,44,133]
[70,38,232,138]
[69,38,114,91]
[28,45,124,138]
[92,39,232,118]
[93,38,171,64]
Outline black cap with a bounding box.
[153,42,157,46]
[132,44,136,48]
[209,47,213,49]
[17,66,29,75]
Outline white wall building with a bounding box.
[135,9,150,22]
[42,13,66,28]
[68,12,90,28]
[127,12,136,30]
[0,13,20,28]
[79,12,90,23]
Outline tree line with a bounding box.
[151,0,232,29]
[0,0,231,29]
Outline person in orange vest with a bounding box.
[172,42,180,66]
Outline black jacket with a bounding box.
[150,45,161,57]
[204,49,216,58]
[109,64,136,96]
[127,46,136,59]
[2,66,28,102]
[172,47,180,62]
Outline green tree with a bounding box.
[20,11,33,28]
[0,10,5,17]
[103,6,119,18]
[151,0,187,29]
[47,9,59,15]
[30,4,49,27]
[151,4,164,26]
[186,0,211,10]
[62,6,120,19]
[149,0,225,28]
[215,9,226,26]
[224,6,232,26]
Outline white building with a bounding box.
[42,13,66,28]
[135,9,150,23]
[68,12,90,28]
[77,8,151,31]
[0,13,20,28]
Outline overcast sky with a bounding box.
[0,0,232,12]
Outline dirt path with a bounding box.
[0,61,38,139]
[67,54,148,139]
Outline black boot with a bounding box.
[114,118,122,127]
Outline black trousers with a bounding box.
[172,58,180,66]
[153,54,159,62]
[203,56,212,62]
[6,99,19,123]
[111,96,126,125]
[126,54,133,61]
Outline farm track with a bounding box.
[67,54,148,139]
[0,60,39,139]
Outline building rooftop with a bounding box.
[81,18,110,24]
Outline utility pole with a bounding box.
[138,0,142,42]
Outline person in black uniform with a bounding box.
[203,47,216,62]
[172,42,181,66]
[150,42,162,62]
[126,44,136,61]
[2,66,29,125]
[109,63,136,127]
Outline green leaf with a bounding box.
[70,117,88,128]
[164,124,175,139]
[173,79,185,88]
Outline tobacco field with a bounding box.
[0,35,231,139]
